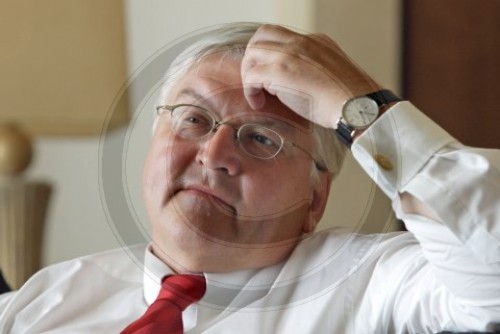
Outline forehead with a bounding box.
[166,54,313,132]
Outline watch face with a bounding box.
[342,96,379,128]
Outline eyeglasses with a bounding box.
[156,104,325,169]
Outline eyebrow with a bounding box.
[241,116,297,135]
[171,88,312,135]
[173,88,210,105]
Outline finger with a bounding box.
[248,24,296,46]
[241,50,263,109]
[310,32,338,47]
[243,84,266,110]
[241,61,278,110]
[241,47,276,110]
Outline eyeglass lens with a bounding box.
[170,105,284,159]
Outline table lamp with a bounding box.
[0,0,129,289]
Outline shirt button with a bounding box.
[374,154,393,171]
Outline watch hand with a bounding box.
[358,110,368,121]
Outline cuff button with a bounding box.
[374,154,393,171]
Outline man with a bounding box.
[1,22,499,333]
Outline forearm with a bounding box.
[353,102,500,328]
[353,101,500,267]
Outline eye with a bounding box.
[252,133,276,146]
[239,125,283,158]
[171,105,213,138]
[176,106,211,126]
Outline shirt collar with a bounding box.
[142,243,283,308]
[143,244,176,305]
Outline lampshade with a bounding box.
[0,0,129,135]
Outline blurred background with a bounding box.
[1,0,498,289]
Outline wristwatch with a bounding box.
[335,89,401,147]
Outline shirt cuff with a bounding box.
[351,101,455,200]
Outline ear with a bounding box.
[302,171,332,233]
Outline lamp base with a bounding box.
[0,179,51,290]
[0,123,51,290]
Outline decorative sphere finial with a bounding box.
[0,123,33,176]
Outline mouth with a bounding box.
[174,185,236,215]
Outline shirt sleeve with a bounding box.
[0,292,15,310]
[350,101,500,331]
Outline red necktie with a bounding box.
[121,274,206,334]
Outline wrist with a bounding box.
[351,100,399,141]
[334,89,402,147]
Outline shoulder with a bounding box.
[32,243,147,285]
[0,244,148,332]
[1,244,147,314]
[298,227,417,253]
[291,228,422,273]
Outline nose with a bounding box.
[196,124,242,176]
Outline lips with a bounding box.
[174,184,236,215]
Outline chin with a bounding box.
[187,238,300,273]
[152,226,298,273]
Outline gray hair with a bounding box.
[157,22,346,179]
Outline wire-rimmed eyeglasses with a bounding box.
[156,104,326,170]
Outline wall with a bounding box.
[314,0,402,235]
[26,0,402,266]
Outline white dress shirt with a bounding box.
[1,102,499,333]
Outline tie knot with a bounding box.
[159,274,206,311]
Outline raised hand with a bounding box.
[241,24,381,129]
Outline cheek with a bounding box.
[240,162,313,218]
[142,133,196,207]
[142,144,167,212]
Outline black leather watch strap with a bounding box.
[335,120,355,147]
[366,89,401,106]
